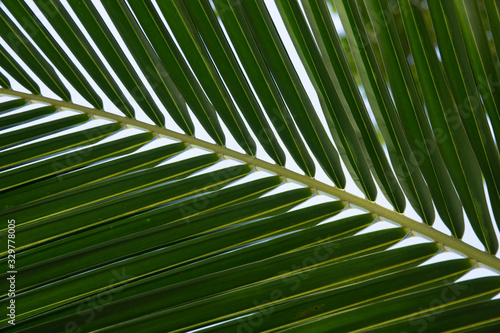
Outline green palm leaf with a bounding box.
[1,0,500,332]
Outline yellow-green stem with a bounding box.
[2,88,500,272]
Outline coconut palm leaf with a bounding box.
[1,0,500,332]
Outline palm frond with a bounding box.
[1,0,500,331]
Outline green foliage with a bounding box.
[1,0,500,331]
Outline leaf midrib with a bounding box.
[2,87,500,273]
